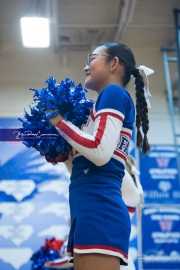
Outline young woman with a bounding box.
[46,42,152,270]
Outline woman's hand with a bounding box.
[46,109,64,127]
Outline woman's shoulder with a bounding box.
[102,84,132,100]
[103,84,126,93]
[101,84,133,105]
[96,84,134,113]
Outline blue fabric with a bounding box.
[70,84,135,185]
[67,178,131,265]
[96,84,135,129]
[70,156,124,189]
[67,85,134,265]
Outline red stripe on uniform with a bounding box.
[74,244,128,259]
[50,259,69,266]
[121,131,131,138]
[90,108,95,121]
[95,112,124,122]
[56,115,107,149]
[127,206,136,213]
[114,150,127,161]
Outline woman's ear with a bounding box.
[111,56,120,70]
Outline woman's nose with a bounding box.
[84,65,88,71]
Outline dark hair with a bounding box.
[101,42,150,155]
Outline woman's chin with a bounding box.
[84,79,98,92]
[84,80,91,89]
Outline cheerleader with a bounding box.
[46,42,152,270]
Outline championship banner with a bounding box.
[139,145,180,204]
[141,205,180,270]
[0,118,71,270]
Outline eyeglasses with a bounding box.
[86,53,114,66]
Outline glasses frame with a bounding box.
[86,53,114,66]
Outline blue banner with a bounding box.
[141,205,180,270]
[0,118,71,270]
[140,145,180,204]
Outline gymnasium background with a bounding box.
[0,0,180,270]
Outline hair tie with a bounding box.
[137,65,154,109]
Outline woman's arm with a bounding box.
[48,108,124,166]
[121,169,143,208]
[48,85,132,166]
[55,112,123,166]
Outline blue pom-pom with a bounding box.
[30,249,60,270]
[19,77,94,164]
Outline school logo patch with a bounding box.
[118,135,130,156]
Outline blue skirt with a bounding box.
[67,177,131,266]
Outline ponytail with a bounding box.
[133,69,151,155]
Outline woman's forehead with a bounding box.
[92,46,106,54]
